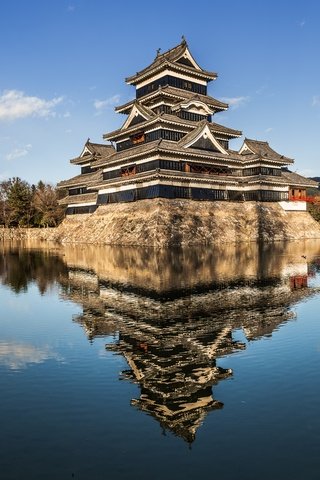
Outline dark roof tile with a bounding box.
[105,113,241,141]
[70,141,115,164]
[59,192,98,206]
[281,170,319,188]
[57,170,102,188]
[125,40,217,85]
[116,85,228,113]
[242,138,293,164]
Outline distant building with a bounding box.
[58,38,317,214]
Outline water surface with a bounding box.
[1,240,320,480]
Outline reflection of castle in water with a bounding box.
[56,241,320,443]
[109,311,244,443]
[67,281,301,443]
[2,240,320,442]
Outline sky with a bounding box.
[1,0,320,185]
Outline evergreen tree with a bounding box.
[0,180,12,226]
[0,178,64,227]
[6,178,33,227]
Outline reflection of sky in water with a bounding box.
[0,342,63,370]
[0,241,320,480]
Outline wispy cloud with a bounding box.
[298,19,306,28]
[0,172,10,181]
[256,84,268,95]
[67,5,75,12]
[312,95,320,107]
[0,90,63,121]
[265,127,273,133]
[220,96,250,110]
[0,341,63,370]
[94,94,121,113]
[6,144,32,161]
[0,136,11,143]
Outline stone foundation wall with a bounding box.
[1,199,320,246]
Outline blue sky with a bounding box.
[1,0,320,185]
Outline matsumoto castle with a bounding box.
[58,38,316,214]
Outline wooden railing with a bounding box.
[290,196,315,203]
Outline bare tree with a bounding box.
[32,181,64,227]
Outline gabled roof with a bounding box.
[154,38,201,68]
[208,121,242,138]
[239,138,293,164]
[115,85,229,114]
[104,112,241,142]
[171,96,214,115]
[125,38,217,85]
[120,102,156,130]
[178,121,229,154]
[93,138,249,171]
[70,140,115,165]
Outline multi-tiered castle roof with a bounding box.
[58,38,316,214]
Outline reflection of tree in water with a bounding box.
[0,248,68,294]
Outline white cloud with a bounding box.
[6,144,32,161]
[312,95,320,107]
[265,127,273,133]
[0,90,63,121]
[94,94,121,111]
[298,19,306,28]
[0,341,63,370]
[220,96,250,109]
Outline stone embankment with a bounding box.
[2,199,320,246]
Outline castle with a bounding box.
[58,38,316,214]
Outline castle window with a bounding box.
[131,132,145,144]
[69,186,87,195]
[183,81,192,90]
[187,163,230,175]
[136,75,207,98]
[177,110,207,122]
[121,165,136,177]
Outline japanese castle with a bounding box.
[58,38,316,214]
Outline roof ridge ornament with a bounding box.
[181,35,187,45]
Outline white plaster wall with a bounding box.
[279,201,307,211]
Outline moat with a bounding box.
[1,240,320,480]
